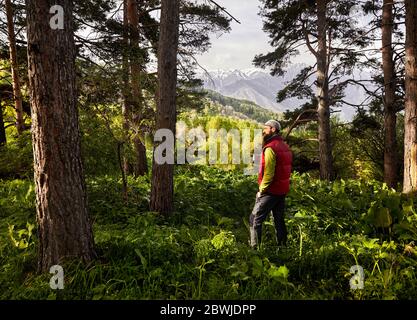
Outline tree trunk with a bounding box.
[134,135,148,176]
[122,0,132,175]
[5,0,24,135]
[0,106,6,145]
[150,0,180,215]
[316,0,333,180]
[382,0,398,189]
[127,0,148,177]
[26,0,96,272]
[403,0,417,194]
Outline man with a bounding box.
[249,119,292,248]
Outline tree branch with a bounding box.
[300,17,318,58]
[285,109,317,139]
[208,0,241,24]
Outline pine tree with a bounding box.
[5,0,24,135]
[381,0,398,189]
[254,0,371,180]
[127,0,148,177]
[26,0,96,272]
[403,0,417,194]
[360,0,405,189]
[150,0,180,215]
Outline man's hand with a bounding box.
[256,191,262,199]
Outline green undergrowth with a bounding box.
[1,166,417,300]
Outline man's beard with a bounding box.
[262,132,274,147]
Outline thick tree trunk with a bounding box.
[26,0,95,272]
[403,0,417,194]
[0,106,6,145]
[150,0,180,215]
[127,0,148,177]
[382,0,398,189]
[316,0,333,180]
[5,0,24,135]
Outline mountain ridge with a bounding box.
[197,65,371,122]
[203,89,282,124]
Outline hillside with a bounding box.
[198,67,303,112]
[197,66,371,122]
[203,89,282,124]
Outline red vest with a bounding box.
[258,135,292,195]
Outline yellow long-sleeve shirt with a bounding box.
[259,147,276,193]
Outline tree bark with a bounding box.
[127,0,148,177]
[150,0,180,215]
[122,0,132,175]
[403,0,417,194]
[316,0,333,180]
[382,0,398,189]
[26,0,96,272]
[134,135,148,176]
[0,106,6,145]
[5,0,25,135]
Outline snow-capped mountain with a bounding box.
[199,66,303,112]
[198,64,371,122]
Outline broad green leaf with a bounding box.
[268,265,289,280]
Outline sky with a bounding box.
[196,0,313,71]
[197,0,270,71]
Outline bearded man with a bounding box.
[249,120,293,248]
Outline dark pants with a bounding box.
[249,193,287,248]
